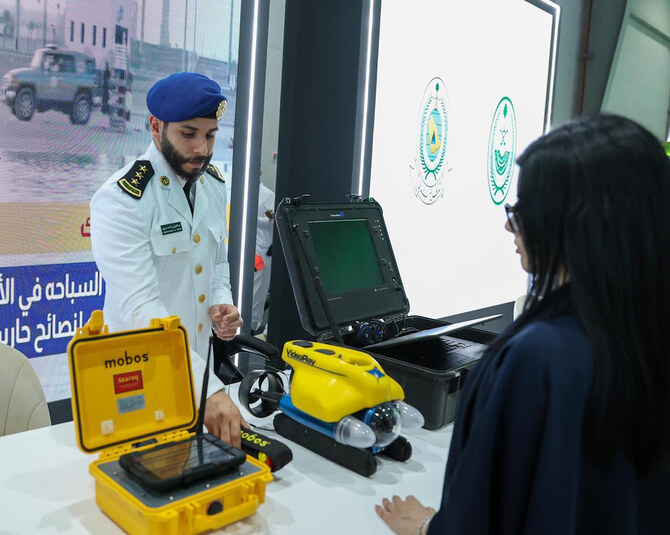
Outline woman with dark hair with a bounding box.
[376,114,670,535]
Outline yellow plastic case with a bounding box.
[67,311,272,535]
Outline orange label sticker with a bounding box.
[114,371,144,394]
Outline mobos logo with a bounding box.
[241,431,270,448]
[487,97,517,205]
[410,77,450,205]
[105,350,149,369]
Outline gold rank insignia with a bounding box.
[199,176,204,184]
[205,163,225,183]
[117,160,155,198]
[160,176,170,186]
[216,100,227,120]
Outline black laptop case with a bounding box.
[275,196,495,429]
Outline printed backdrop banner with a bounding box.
[0,262,104,358]
[0,0,239,401]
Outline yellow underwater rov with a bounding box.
[238,340,424,476]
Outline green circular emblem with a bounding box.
[410,77,450,205]
[487,96,517,205]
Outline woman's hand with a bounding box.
[375,495,436,535]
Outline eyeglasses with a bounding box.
[504,203,521,233]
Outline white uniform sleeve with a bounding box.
[210,182,234,307]
[211,251,233,307]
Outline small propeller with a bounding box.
[238,369,287,418]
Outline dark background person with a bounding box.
[90,72,245,447]
[101,63,111,115]
[251,178,275,335]
[376,114,670,535]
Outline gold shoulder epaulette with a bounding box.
[205,164,225,183]
[117,160,155,198]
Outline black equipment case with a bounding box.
[275,197,496,430]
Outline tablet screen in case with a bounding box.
[119,433,246,493]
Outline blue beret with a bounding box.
[146,72,227,122]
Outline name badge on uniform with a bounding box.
[161,222,183,235]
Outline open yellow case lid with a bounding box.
[67,311,198,454]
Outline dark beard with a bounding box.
[160,130,213,182]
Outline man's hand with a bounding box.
[264,209,275,220]
[204,390,248,448]
[208,304,243,341]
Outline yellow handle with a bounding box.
[149,315,182,331]
[79,309,107,336]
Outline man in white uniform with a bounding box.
[90,72,245,447]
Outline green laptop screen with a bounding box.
[308,219,383,295]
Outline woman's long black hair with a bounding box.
[488,114,670,474]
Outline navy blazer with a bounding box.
[428,312,670,535]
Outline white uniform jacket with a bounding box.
[90,142,232,399]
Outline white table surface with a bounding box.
[0,410,452,535]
